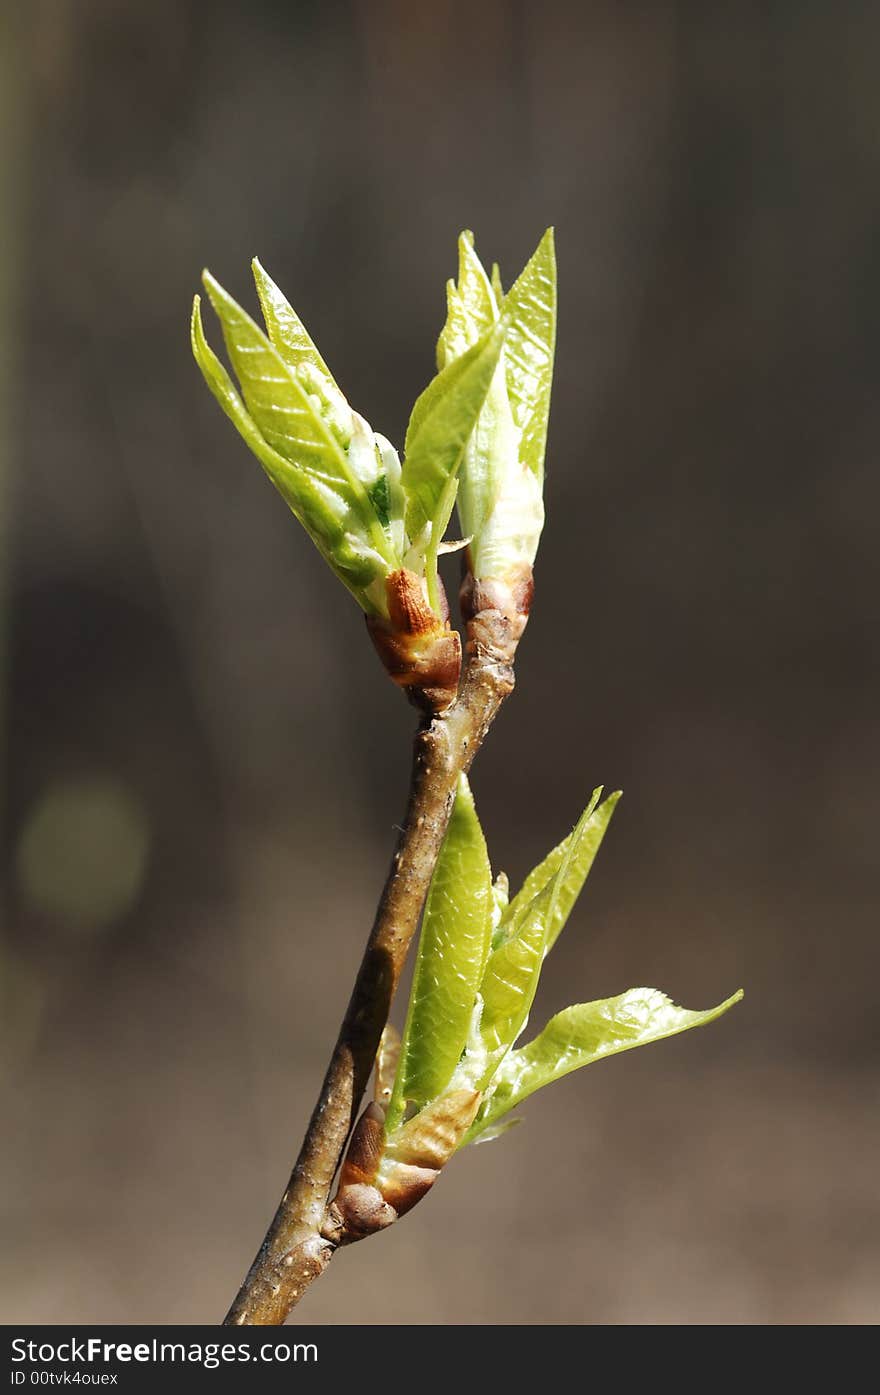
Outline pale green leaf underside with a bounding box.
[402,320,507,543]
[433,230,555,578]
[501,228,556,484]
[387,775,493,1129]
[457,325,517,551]
[436,235,513,554]
[468,987,744,1141]
[456,381,517,554]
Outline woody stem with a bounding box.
[223,608,516,1325]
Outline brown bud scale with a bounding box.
[460,562,535,657]
[324,1183,397,1242]
[336,1102,386,1190]
[367,569,462,714]
[384,1089,482,1170]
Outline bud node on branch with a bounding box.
[366,569,462,714]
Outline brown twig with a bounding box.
[224,605,518,1325]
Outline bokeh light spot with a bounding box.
[16,776,150,935]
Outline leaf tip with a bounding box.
[200,267,232,316]
[535,227,556,265]
[251,256,272,297]
[190,293,203,344]
[200,267,219,304]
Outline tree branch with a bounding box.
[224,607,517,1325]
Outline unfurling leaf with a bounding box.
[346,765,740,1221]
[436,231,497,368]
[192,231,555,662]
[436,230,556,636]
[251,258,339,394]
[501,227,557,487]
[201,271,378,526]
[476,793,602,1069]
[402,321,507,610]
[193,272,400,614]
[386,775,493,1130]
[436,234,515,554]
[467,988,744,1142]
[191,296,383,600]
[494,788,620,953]
[477,890,549,1061]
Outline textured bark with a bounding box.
[224,604,518,1325]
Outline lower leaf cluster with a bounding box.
[335,777,740,1226]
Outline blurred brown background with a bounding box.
[1,0,877,1325]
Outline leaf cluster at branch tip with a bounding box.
[191,231,555,623]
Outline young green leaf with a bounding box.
[251,257,354,448]
[192,294,298,495]
[500,227,557,485]
[477,892,550,1061]
[477,800,618,1074]
[467,987,744,1141]
[458,231,497,331]
[436,234,518,560]
[401,320,507,549]
[191,295,382,601]
[463,231,556,585]
[251,257,336,385]
[386,775,493,1132]
[494,789,620,953]
[458,354,519,556]
[436,231,497,369]
[201,270,390,560]
[436,282,469,373]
